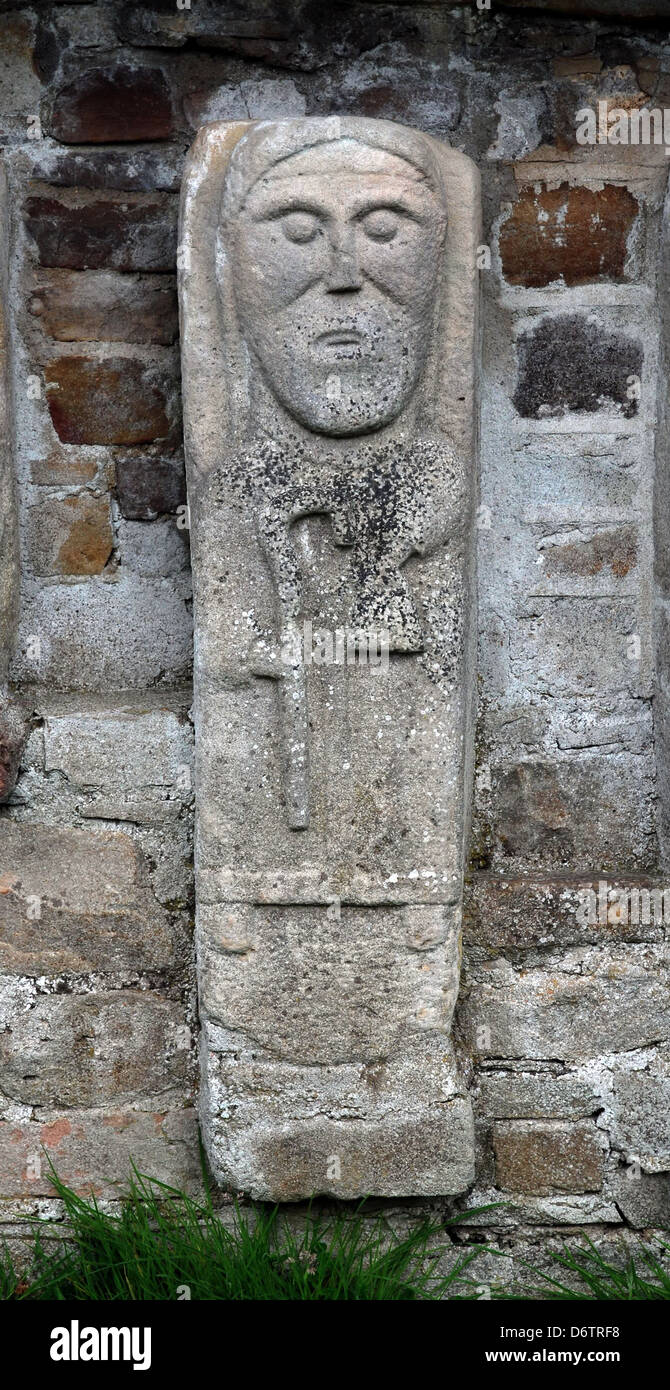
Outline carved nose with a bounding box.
[324,227,362,293]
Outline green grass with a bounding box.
[0,1168,489,1301]
[511,1236,670,1301]
[1,1170,668,1300]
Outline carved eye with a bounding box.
[280,212,321,244]
[360,208,400,242]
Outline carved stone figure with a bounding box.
[179,118,480,1198]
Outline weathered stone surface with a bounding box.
[498,1,670,14]
[500,185,638,288]
[0,700,29,803]
[0,821,173,975]
[116,1,421,70]
[462,1185,621,1228]
[45,354,172,446]
[488,756,656,870]
[115,448,186,518]
[199,903,464,1067]
[28,147,184,193]
[43,708,193,792]
[30,447,100,487]
[117,518,190,576]
[31,270,178,345]
[184,76,307,131]
[0,163,28,804]
[204,1030,473,1200]
[26,494,113,576]
[0,14,42,145]
[0,991,189,1107]
[180,118,480,1197]
[493,1121,605,1196]
[538,525,638,584]
[49,65,173,144]
[335,45,461,134]
[463,947,670,1062]
[0,1109,200,1198]
[0,162,17,692]
[14,576,193,692]
[609,1053,670,1172]
[24,193,177,272]
[513,316,643,420]
[609,1168,670,1228]
[465,874,665,952]
[509,600,646,698]
[477,1071,601,1120]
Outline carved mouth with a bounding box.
[317,330,363,347]
[314,329,365,363]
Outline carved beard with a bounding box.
[212,436,465,656]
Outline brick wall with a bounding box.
[0,0,669,1261]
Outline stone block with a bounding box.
[513,315,643,420]
[609,1167,670,1228]
[24,193,177,272]
[493,1121,605,1195]
[0,699,29,804]
[115,449,186,518]
[509,600,645,698]
[465,874,665,952]
[462,946,670,1061]
[0,14,42,144]
[0,991,189,1108]
[49,64,173,143]
[0,1109,201,1198]
[488,755,656,870]
[14,576,193,692]
[461,1184,621,1227]
[29,450,99,487]
[199,902,463,1068]
[499,184,638,288]
[31,270,178,345]
[476,1070,601,1120]
[43,708,193,793]
[115,0,421,71]
[204,1034,474,1200]
[117,518,190,576]
[26,494,113,576]
[0,821,173,975]
[45,354,172,446]
[28,147,184,194]
[609,1053,670,1171]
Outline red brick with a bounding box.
[45,354,171,446]
[49,65,173,143]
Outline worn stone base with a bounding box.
[201,1033,474,1201]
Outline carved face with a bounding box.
[228,142,446,436]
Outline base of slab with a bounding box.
[202,1099,475,1201]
